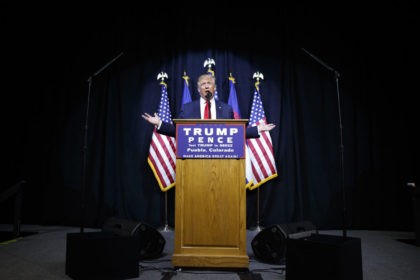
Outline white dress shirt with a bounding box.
[200,98,216,119]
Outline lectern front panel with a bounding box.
[172,119,249,268]
[181,159,242,247]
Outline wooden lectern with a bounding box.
[172,119,249,268]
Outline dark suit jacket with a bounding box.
[158,100,259,138]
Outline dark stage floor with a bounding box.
[0,224,419,279]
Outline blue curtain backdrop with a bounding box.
[2,5,417,230]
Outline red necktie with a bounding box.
[204,100,211,119]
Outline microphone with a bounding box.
[205,90,212,100]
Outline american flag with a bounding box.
[147,80,176,192]
[246,80,278,190]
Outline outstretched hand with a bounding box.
[143,112,275,133]
[258,123,276,132]
[142,112,161,126]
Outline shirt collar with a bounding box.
[201,97,215,105]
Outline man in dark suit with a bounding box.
[142,73,275,137]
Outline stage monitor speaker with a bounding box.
[286,234,363,280]
[65,231,140,280]
[102,216,166,260]
[251,221,317,264]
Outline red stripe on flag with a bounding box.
[150,136,175,184]
[247,139,269,180]
[148,128,176,190]
[155,132,176,170]
[261,134,276,172]
[148,151,171,186]
[256,132,277,174]
[251,159,261,182]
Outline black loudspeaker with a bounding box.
[65,231,140,280]
[251,221,317,264]
[286,234,363,280]
[102,216,166,260]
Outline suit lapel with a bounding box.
[192,100,201,119]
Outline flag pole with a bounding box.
[256,188,263,231]
[153,71,173,233]
[159,71,191,233]
[159,191,173,232]
[249,71,267,233]
[250,187,264,232]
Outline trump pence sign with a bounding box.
[176,123,245,159]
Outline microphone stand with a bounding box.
[80,52,124,233]
[301,48,347,238]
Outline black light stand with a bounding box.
[301,48,347,238]
[80,52,124,233]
